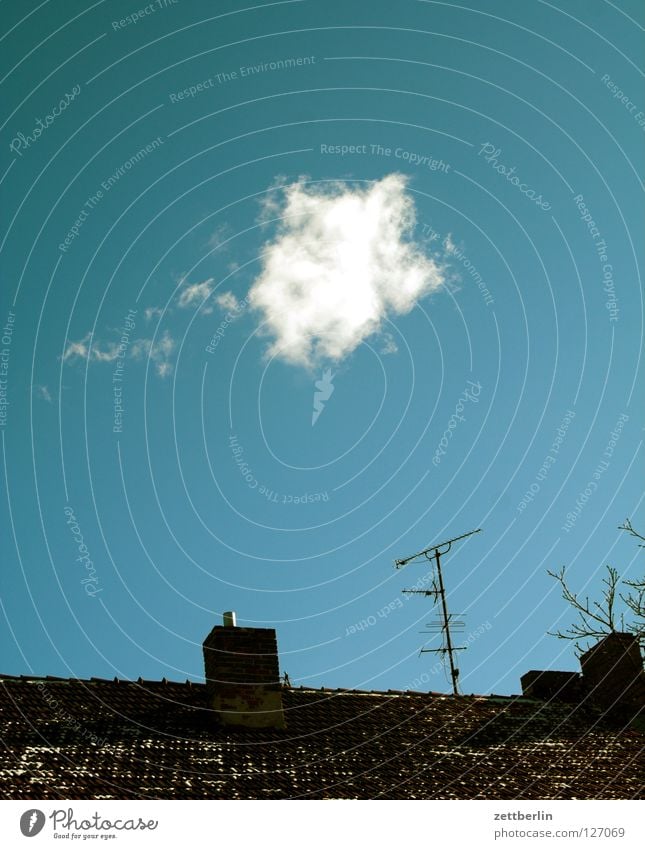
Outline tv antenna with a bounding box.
[395,528,481,696]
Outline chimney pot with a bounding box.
[223,611,237,627]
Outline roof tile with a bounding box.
[0,677,642,799]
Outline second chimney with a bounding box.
[203,613,285,729]
[580,632,645,716]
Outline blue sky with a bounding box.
[1,0,643,698]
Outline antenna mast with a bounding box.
[395,528,481,696]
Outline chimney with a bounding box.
[520,670,583,702]
[520,632,645,721]
[202,613,285,729]
[580,632,645,717]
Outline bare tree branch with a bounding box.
[617,518,645,636]
[618,518,645,547]
[547,565,620,652]
[622,583,645,633]
[548,520,645,653]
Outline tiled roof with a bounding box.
[0,675,643,799]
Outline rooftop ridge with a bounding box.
[0,673,534,701]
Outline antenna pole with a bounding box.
[396,527,482,697]
[434,547,459,696]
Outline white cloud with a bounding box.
[156,361,173,379]
[129,339,150,360]
[64,330,176,378]
[257,175,289,225]
[62,334,90,362]
[35,385,52,402]
[207,223,231,251]
[379,332,399,355]
[178,278,214,312]
[62,333,120,363]
[130,329,176,378]
[248,174,446,367]
[215,291,241,312]
[144,306,163,322]
[92,344,121,362]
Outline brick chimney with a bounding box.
[579,632,645,716]
[520,632,645,720]
[520,669,583,702]
[202,612,285,729]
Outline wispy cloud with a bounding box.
[178,278,214,312]
[62,334,90,362]
[248,174,446,368]
[206,223,232,251]
[144,306,163,322]
[92,345,121,362]
[35,385,53,402]
[130,329,176,378]
[63,329,176,378]
[143,276,218,323]
[379,332,399,355]
[62,333,121,363]
[215,291,241,312]
[257,174,289,225]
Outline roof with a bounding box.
[1,675,643,800]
